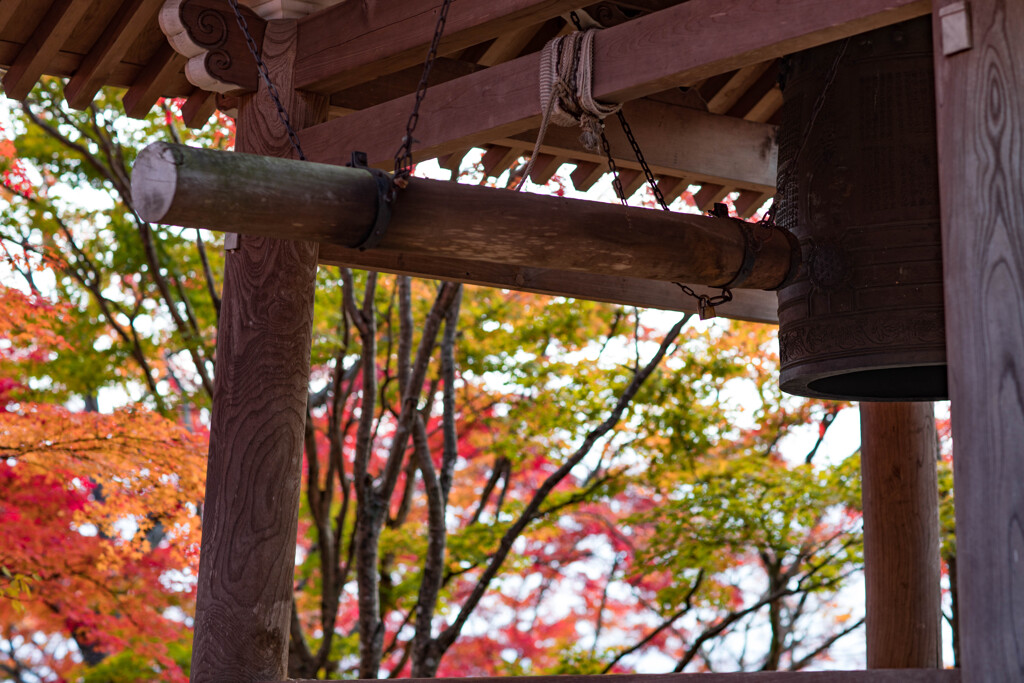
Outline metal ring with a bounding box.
[718,218,757,290]
[349,168,394,251]
[766,224,802,291]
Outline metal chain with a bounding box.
[393,0,455,186]
[599,128,629,206]
[569,11,668,212]
[675,283,733,320]
[680,38,848,318]
[228,0,307,161]
[616,110,669,210]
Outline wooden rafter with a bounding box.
[297,0,930,169]
[2,0,91,100]
[64,0,164,109]
[496,101,778,193]
[294,0,582,93]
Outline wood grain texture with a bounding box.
[64,0,164,109]
[294,0,582,92]
[121,41,187,118]
[132,144,796,290]
[317,245,781,324]
[932,0,1024,680]
[298,0,928,168]
[1,0,91,100]
[281,669,961,683]
[860,402,941,669]
[188,19,327,683]
[0,0,26,39]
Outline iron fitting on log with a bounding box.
[775,17,948,402]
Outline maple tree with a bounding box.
[0,81,877,681]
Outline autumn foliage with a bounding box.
[1,82,874,681]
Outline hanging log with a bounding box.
[132,142,797,291]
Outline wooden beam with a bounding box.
[693,183,729,211]
[0,0,25,37]
[571,160,605,192]
[479,145,522,178]
[122,42,186,119]
[734,189,771,218]
[188,20,328,683]
[64,0,164,109]
[616,167,644,200]
[298,0,930,168]
[2,0,91,100]
[657,176,691,204]
[181,88,217,128]
[318,246,781,324]
[706,61,774,114]
[931,0,1024,680]
[860,402,942,669]
[527,153,566,186]
[283,669,961,683]
[745,86,784,124]
[132,142,796,290]
[477,25,541,66]
[294,0,580,93]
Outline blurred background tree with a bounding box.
[0,80,890,681]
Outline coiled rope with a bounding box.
[516,29,621,190]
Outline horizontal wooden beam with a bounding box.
[132,142,795,290]
[317,245,781,324]
[298,0,930,168]
[498,100,778,193]
[294,0,580,93]
[282,669,961,683]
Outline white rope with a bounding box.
[516,29,621,191]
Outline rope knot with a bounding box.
[541,29,620,152]
[517,28,621,190]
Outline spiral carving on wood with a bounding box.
[158,0,265,93]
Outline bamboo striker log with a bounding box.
[133,142,794,289]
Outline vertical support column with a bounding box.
[860,402,941,669]
[190,20,328,683]
[932,1,1024,680]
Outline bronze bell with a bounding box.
[775,16,948,402]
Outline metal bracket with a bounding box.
[940,2,972,56]
[768,224,802,291]
[347,151,395,251]
[709,204,757,291]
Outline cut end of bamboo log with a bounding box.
[132,141,182,224]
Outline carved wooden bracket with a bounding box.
[159,0,266,94]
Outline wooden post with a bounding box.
[860,402,941,669]
[189,20,327,683]
[932,0,1024,680]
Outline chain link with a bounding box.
[228,0,307,161]
[674,283,733,320]
[615,110,669,211]
[598,127,629,206]
[393,0,455,186]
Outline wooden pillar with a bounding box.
[932,1,1024,680]
[860,402,941,669]
[190,20,328,682]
